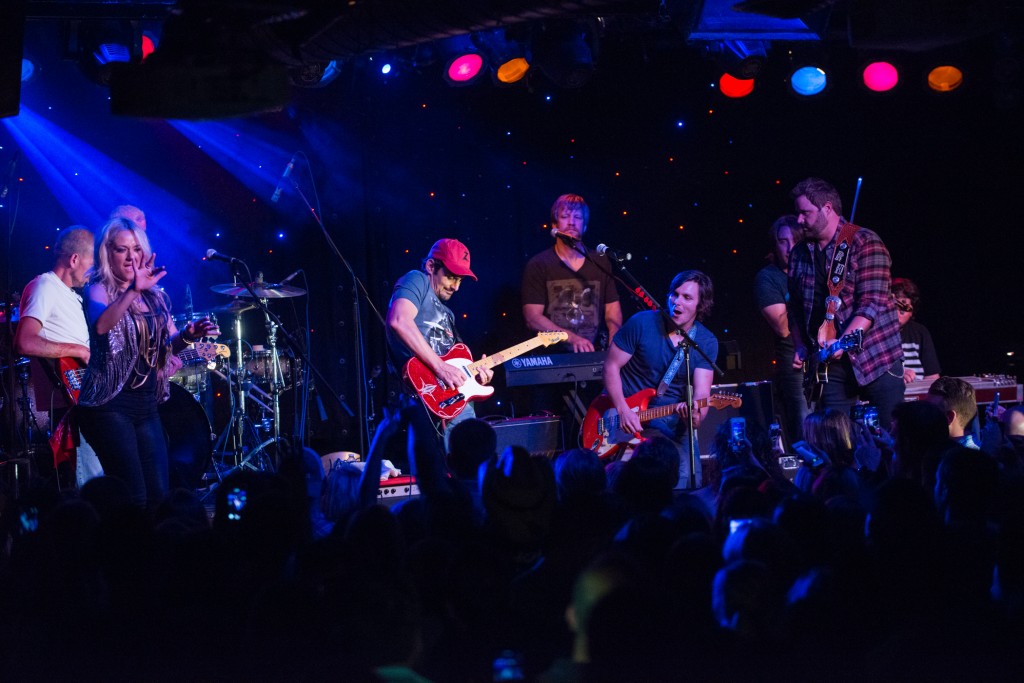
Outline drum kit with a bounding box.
[160,276,307,491]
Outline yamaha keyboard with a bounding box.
[505,351,607,386]
[904,375,1022,404]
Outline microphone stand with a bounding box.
[286,177,385,458]
[563,236,662,313]
[670,330,725,489]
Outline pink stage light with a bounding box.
[447,54,484,84]
[862,61,899,92]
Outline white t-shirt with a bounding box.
[19,271,90,347]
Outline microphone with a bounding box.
[551,229,579,247]
[205,248,242,264]
[270,154,297,203]
[1,151,21,200]
[596,243,632,262]
[280,269,301,285]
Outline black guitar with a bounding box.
[802,329,864,408]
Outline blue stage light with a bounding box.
[791,66,827,96]
[22,58,37,83]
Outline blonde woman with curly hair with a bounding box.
[77,217,217,508]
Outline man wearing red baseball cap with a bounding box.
[386,238,492,435]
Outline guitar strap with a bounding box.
[657,329,691,397]
[816,221,860,348]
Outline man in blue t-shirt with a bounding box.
[604,270,719,488]
[386,238,494,436]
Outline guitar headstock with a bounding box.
[193,341,231,361]
[538,331,570,346]
[839,329,863,353]
[708,392,742,410]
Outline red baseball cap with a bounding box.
[427,238,477,281]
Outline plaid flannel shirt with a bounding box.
[788,223,903,386]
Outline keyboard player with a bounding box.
[520,193,623,424]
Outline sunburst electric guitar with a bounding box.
[57,341,231,403]
[404,331,568,421]
[581,388,743,460]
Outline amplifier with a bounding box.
[489,416,564,458]
[378,475,419,508]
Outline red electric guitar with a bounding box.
[57,341,230,403]
[580,388,743,460]
[404,331,568,420]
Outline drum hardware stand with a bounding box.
[227,297,289,472]
[202,305,274,498]
[1,357,40,491]
[263,303,284,448]
[206,249,344,470]
[13,357,43,450]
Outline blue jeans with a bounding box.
[78,391,169,508]
[819,358,906,430]
[647,414,702,489]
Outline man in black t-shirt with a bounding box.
[754,215,806,444]
[520,194,623,425]
[522,194,622,353]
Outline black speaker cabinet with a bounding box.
[489,416,564,459]
[697,381,775,455]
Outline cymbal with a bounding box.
[210,282,306,298]
[212,299,257,315]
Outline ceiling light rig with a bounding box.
[66,19,143,87]
[289,60,342,88]
[473,27,532,86]
[440,34,485,86]
[531,19,599,89]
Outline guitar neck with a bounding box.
[636,397,708,423]
[468,336,552,372]
[178,348,205,364]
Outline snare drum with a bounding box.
[170,362,211,394]
[159,382,214,490]
[246,349,302,390]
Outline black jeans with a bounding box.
[79,390,169,508]
[775,363,809,446]
[819,357,906,430]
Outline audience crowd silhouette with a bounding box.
[2,397,1024,682]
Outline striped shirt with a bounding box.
[788,222,903,386]
[900,319,941,377]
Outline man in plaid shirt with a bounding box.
[787,177,905,429]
